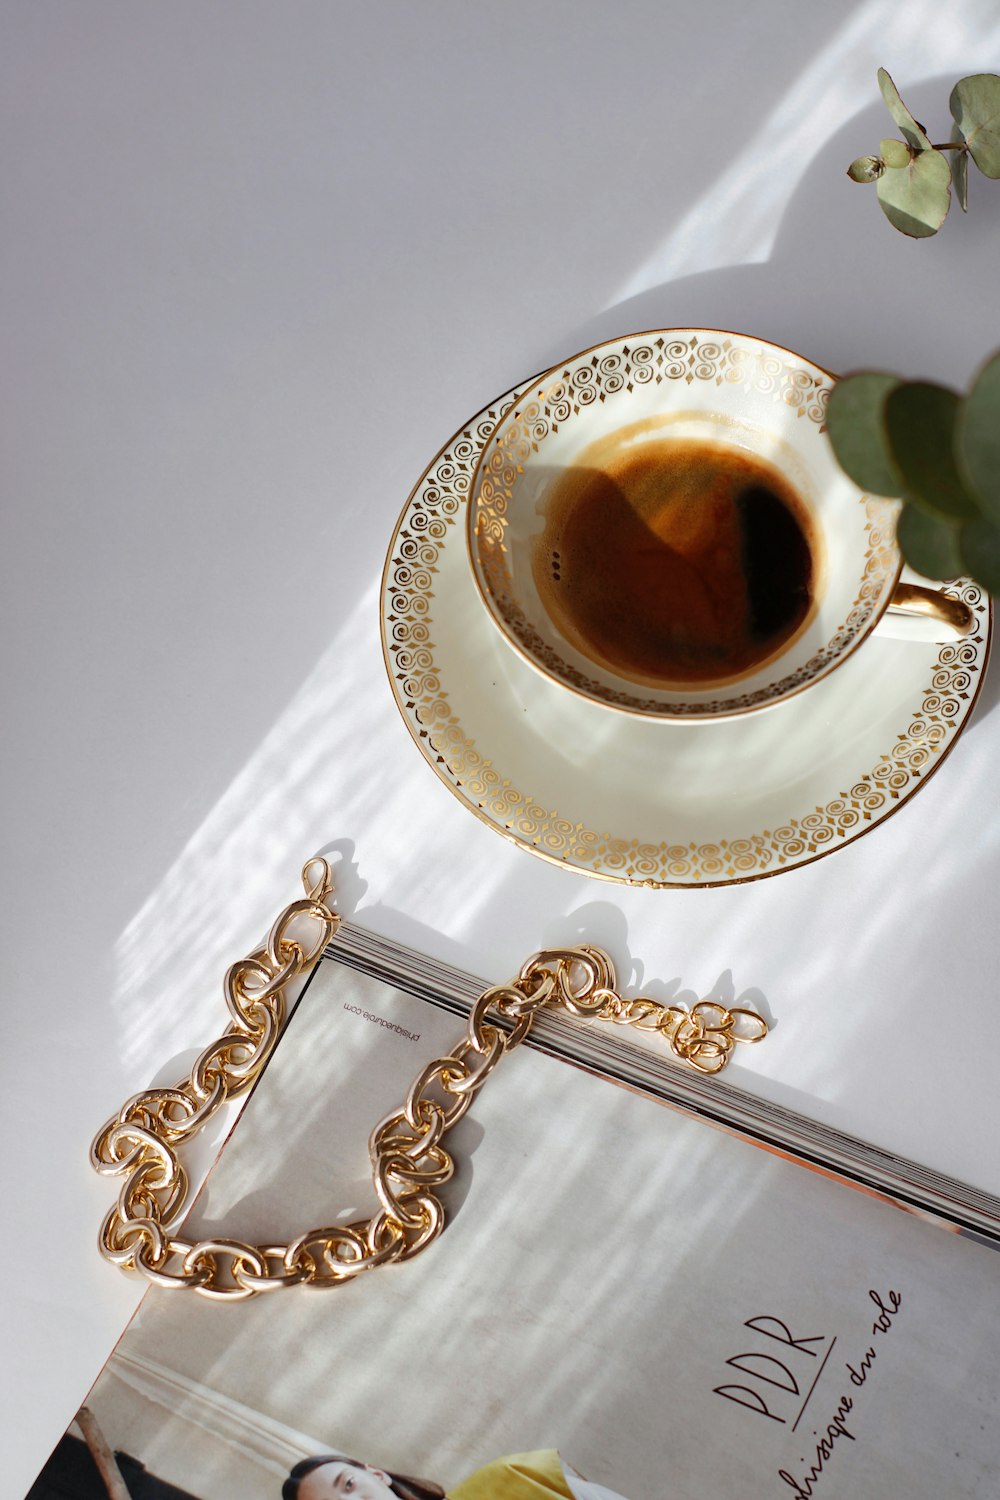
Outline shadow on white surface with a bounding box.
[100,10,1000,1326]
[607,0,1000,306]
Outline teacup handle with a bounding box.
[878,580,975,643]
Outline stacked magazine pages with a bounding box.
[31,926,1000,1500]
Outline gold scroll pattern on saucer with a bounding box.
[383,361,989,887]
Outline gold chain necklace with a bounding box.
[91,858,767,1300]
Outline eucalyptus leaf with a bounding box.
[848,155,884,183]
[957,351,1000,524]
[826,372,902,497]
[949,73,1000,178]
[959,515,1000,593]
[896,503,962,581]
[875,148,951,237]
[952,122,969,210]
[879,137,910,168]
[884,383,979,520]
[878,68,932,150]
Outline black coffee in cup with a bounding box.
[533,432,817,688]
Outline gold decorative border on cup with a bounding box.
[469,333,901,719]
[381,376,991,888]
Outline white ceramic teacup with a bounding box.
[467,329,972,722]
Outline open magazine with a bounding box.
[31,926,1000,1499]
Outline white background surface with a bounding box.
[3,5,1000,1497]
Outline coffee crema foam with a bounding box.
[532,432,818,689]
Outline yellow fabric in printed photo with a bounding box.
[451,1449,574,1499]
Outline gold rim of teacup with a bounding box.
[467,327,910,722]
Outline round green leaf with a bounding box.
[959,515,1000,594]
[949,73,1000,178]
[884,383,979,520]
[848,154,884,183]
[826,372,902,497]
[957,351,1000,524]
[876,148,951,237]
[879,137,910,168]
[877,68,932,150]
[951,123,969,210]
[896,503,962,581]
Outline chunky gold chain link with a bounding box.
[91,860,767,1298]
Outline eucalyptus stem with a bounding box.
[846,68,1000,237]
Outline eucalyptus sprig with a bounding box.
[847,69,1000,236]
[826,351,1000,593]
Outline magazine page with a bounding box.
[35,957,999,1500]
[326,925,1000,1240]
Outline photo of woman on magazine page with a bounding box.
[32,1414,626,1500]
[283,1451,625,1500]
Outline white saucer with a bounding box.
[381,382,992,888]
